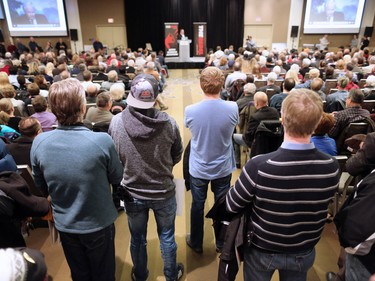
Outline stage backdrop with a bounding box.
[124,0,244,55]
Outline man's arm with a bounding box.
[30,146,49,196]
[170,120,183,165]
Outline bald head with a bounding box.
[254,91,268,109]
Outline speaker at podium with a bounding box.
[177,39,192,62]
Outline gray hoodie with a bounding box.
[109,106,183,200]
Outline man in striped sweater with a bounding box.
[226,89,340,281]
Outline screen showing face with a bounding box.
[303,0,366,34]
[3,0,68,36]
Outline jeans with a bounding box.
[244,246,316,281]
[125,195,178,281]
[346,254,371,281]
[189,174,231,249]
[59,224,116,281]
[233,133,249,166]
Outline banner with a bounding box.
[164,22,179,57]
[193,22,207,57]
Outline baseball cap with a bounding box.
[126,74,159,109]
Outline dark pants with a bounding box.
[59,224,116,281]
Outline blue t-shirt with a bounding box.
[311,135,337,156]
[184,99,239,179]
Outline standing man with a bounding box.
[319,34,330,51]
[31,78,123,281]
[109,74,184,281]
[55,38,67,54]
[178,29,187,40]
[185,67,238,253]
[226,89,340,281]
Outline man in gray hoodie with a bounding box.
[109,74,184,281]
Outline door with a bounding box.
[244,24,273,49]
[96,25,127,52]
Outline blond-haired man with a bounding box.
[226,89,340,281]
[184,67,239,253]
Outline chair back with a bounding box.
[324,79,338,95]
[361,100,375,114]
[336,122,370,154]
[255,80,267,89]
[266,89,276,100]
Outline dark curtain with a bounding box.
[124,0,244,54]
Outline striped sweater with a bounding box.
[226,145,340,253]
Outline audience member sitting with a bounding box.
[363,75,375,99]
[86,84,99,103]
[6,117,42,166]
[0,111,20,141]
[8,65,20,89]
[343,71,359,92]
[85,91,114,124]
[81,70,100,91]
[329,89,370,141]
[125,59,136,74]
[106,58,120,74]
[299,58,311,78]
[270,78,295,113]
[311,112,337,156]
[1,84,27,117]
[101,70,124,91]
[311,78,327,101]
[295,68,320,89]
[224,62,246,90]
[236,83,256,112]
[110,83,127,115]
[0,98,21,132]
[92,64,108,82]
[325,76,349,111]
[33,75,49,98]
[31,95,57,132]
[285,69,300,85]
[257,72,281,94]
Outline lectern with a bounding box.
[177,39,191,62]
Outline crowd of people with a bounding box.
[0,34,374,281]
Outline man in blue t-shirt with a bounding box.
[184,67,239,253]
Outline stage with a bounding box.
[165,56,205,69]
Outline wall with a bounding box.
[77,0,126,49]
[244,0,291,44]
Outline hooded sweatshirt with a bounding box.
[109,106,183,200]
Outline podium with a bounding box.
[177,39,191,62]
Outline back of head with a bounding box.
[78,63,87,72]
[96,92,111,108]
[48,78,86,125]
[127,74,159,109]
[283,78,296,92]
[1,84,16,98]
[281,89,323,138]
[32,95,48,113]
[86,84,98,98]
[146,61,155,70]
[27,83,40,96]
[267,72,277,83]
[110,83,125,101]
[311,78,324,91]
[254,91,268,107]
[108,70,118,82]
[83,70,92,82]
[314,112,335,136]
[0,98,13,114]
[302,58,311,67]
[243,83,256,95]
[19,117,42,137]
[200,67,224,95]
[337,76,349,89]
[366,75,375,87]
[273,66,281,75]
[0,111,10,125]
[233,62,242,71]
[308,68,320,79]
[348,88,364,104]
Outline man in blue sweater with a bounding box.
[31,78,123,281]
[226,89,340,281]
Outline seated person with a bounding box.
[270,78,295,113]
[101,71,125,91]
[109,84,126,115]
[92,64,108,82]
[310,78,326,101]
[363,75,375,99]
[295,68,321,89]
[0,112,20,141]
[7,117,42,166]
[81,70,101,91]
[311,112,337,156]
[1,85,27,117]
[325,76,349,110]
[31,96,57,132]
[85,92,114,124]
[0,98,21,133]
[86,84,99,104]
[257,72,281,94]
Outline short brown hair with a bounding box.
[314,113,334,136]
[32,95,48,112]
[0,98,13,114]
[48,78,86,125]
[281,89,323,138]
[27,83,40,96]
[19,117,41,137]
[96,92,111,108]
[200,67,224,95]
[0,84,16,98]
[311,78,323,91]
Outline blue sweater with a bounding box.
[31,125,123,234]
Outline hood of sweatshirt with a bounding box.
[122,106,169,140]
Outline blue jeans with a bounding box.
[59,224,116,281]
[244,246,316,281]
[346,254,371,281]
[189,174,231,249]
[125,196,178,281]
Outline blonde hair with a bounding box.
[0,84,16,98]
[0,98,14,115]
[0,111,10,125]
[200,67,224,95]
[285,69,300,85]
[0,72,10,86]
[281,89,323,138]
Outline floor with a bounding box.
[26,69,341,281]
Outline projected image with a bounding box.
[3,0,68,36]
[304,0,365,34]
